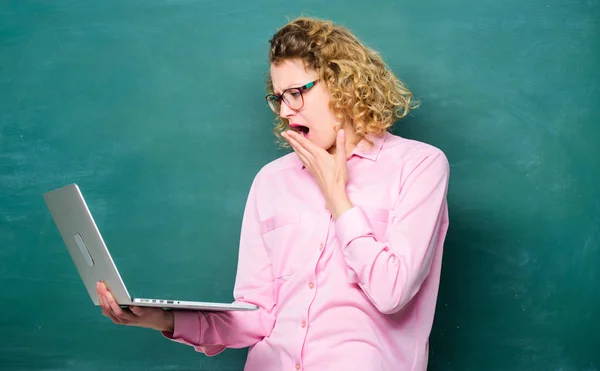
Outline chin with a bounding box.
[312,139,329,150]
[323,142,337,153]
[308,134,335,151]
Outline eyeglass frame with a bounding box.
[265,80,319,114]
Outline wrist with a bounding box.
[330,194,353,220]
[158,310,175,332]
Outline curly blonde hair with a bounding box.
[267,16,419,147]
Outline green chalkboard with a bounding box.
[1,0,598,370]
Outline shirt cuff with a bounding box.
[335,206,374,249]
[161,311,226,356]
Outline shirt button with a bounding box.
[308,282,314,289]
[295,363,301,370]
[301,321,306,328]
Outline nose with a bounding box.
[279,101,296,119]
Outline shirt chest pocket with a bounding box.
[260,212,328,280]
[260,212,312,279]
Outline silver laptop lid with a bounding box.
[43,184,133,306]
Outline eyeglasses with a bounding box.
[265,80,318,115]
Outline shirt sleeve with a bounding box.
[162,172,277,354]
[336,150,450,314]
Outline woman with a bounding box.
[97,16,450,371]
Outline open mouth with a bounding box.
[290,124,310,138]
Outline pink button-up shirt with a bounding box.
[163,132,450,371]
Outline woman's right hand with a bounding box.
[96,281,174,333]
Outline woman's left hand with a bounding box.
[282,129,353,220]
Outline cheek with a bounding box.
[309,104,337,132]
[310,111,335,140]
[316,110,338,143]
[313,124,337,149]
[300,96,338,147]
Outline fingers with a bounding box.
[283,131,312,165]
[96,282,173,331]
[96,281,104,298]
[99,292,122,324]
[97,281,137,325]
[284,131,310,153]
[106,292,137,322]
[102,306,123,324]
[97,282,108,311]
[129,306,144,316]
[97,280,108,293]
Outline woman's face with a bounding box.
[269,59,341,153]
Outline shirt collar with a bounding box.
[294,131,387,169]
[352,132,386,161]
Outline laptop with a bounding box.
[43,183,258,312]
